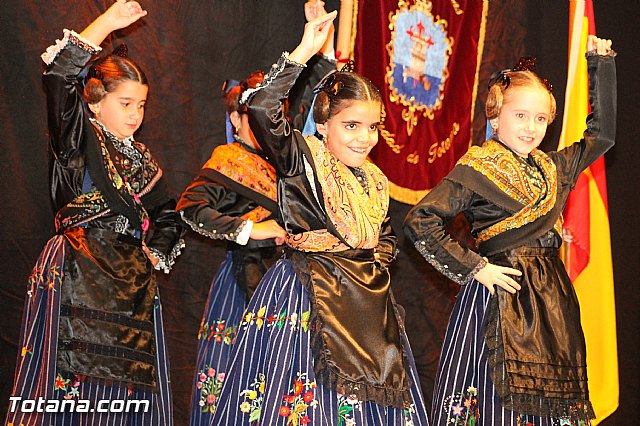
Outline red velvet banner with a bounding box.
[353,0,486,204]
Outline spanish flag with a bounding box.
[558,1,618,423]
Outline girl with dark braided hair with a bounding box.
[6,1,183,424]
[210,10,430,426]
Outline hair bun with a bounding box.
[513,56,537,72]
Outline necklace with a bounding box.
[350,167,370,194]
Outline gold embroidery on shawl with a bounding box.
[285,136,389,252]
[458,139,558,242]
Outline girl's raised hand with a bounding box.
[289,10,337,65]
[305,0,335,57]
[102,0,148,31]
[587,35,613,55]
[80,0,147,46]
[304,0,326,22]
[474,262,522,295]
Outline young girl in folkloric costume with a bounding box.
[6,1,184,424]
[404,36,616,426]
[210,10,430,426]
[179,3,339,424]
[178,71,287,424]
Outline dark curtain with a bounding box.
[1,1,638,425]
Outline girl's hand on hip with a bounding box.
[474,262,522,295]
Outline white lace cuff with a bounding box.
[239,52,306,105]
[150,238,185,274]
[41,29,102,66]
[235,220,253,245]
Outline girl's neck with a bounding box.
[493,136,530,159]
[234,133,261,153]
[90,118,134,145]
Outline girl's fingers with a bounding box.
[504,277,521,291]
[483,282,496,295]
[314,9,337,25]
[499,266,522,276]
[494,279,515,294]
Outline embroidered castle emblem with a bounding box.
[386,0,453,134]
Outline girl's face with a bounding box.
[317,100,381,168]
[89,80,148,140]
[495,86,551,156]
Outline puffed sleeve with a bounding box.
[549,52,616,185]
[403,179,486,285]
[41,30,101,166]
[244,53,308,176]
[176,172,251,244]
[288,54,337,130]
[142,176,185,274]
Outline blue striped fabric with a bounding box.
[431,280,579,426]
[189,252,246,425]
[6,236,173,426]
[210,258,430,426]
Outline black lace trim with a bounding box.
[90,118,143,169]
[484,297,595,422]
[289,251,413,408]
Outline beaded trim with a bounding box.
[352,167,370,194]
[150,238,185,274]
[239,52,306,105]
[137,168,163,198]
[413,240,486,285]
[41,29,101,66]
[585,49,617,58]
[179,211,246,243]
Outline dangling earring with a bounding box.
[322,134,327,145]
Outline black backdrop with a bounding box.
[1,1,638,425]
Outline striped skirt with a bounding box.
[210,258,430,426]
[189,251,246,425]
[5,235,173,426]
[431,279,587,426]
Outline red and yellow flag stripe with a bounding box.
[558,1,618,423]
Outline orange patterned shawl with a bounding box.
[203,143,277,223]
